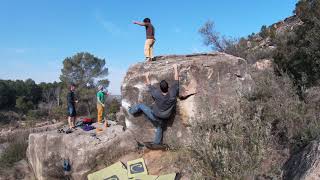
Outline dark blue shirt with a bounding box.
[67,91,75,107]
[148,80,179,119]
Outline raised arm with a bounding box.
[133,21,146,26]
[144,72,157,98]
[144,72,151,85]
[173,64,179,81]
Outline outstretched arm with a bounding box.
[133,21,146,26]
[144,72,151,85]
[173,64,179,81]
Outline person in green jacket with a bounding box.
[97,85,106,124]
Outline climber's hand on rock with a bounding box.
[144,72,150,85]
[173,64,179,81]
[144,72,150,78]
[173,64,178,70]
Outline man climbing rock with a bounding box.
[126,64,179,145]
[133,18,155,62]
[67,84,78,129]
[96,85,106,124]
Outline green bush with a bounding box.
[108,99,120,114]
[27,109,48,119]
[0,111,20,125]
[50,106,66,120]
[0,137,28,168]
[274,0,320,89]
[107,113,116,121]
[260,25,268,39]
[15,96,34,113]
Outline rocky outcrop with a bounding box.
[27,125,135,180]
[121,52,253,145]
[0,122,64,143]
[283,139,320,180]
[27,52,254,179]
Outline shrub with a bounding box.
[15,96,34,113]
[108,99,121,114]
[274,0,320,89]
[0,137,28,168]
[107,113,116,121]
[260,25,269,39]
[0,111,20,125]
[50,106,66,120]
[187,69,320,179]
[189,100,268,179]
[27,109,48,119]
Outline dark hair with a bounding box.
[143,18,151,23]
[70,83,76,89]
[160,80,168,93]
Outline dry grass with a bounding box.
[184,69,320,179]
[0,136,28,169]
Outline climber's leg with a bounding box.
[154,126,163,144]
[144,39,155,61]
[144,40,150,58]
[130,104,163,144]
[149,39,155,59]
[129,103,157,121]
[97,104,104,124]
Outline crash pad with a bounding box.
[133,174,157,180]
[127,158,148,179]
[157,173,176,180]
[87,161,128,180]
[134,173,176,180]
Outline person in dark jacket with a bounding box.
[128,64,179,145]
[67,84,78,129]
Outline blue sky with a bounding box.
[0,0,297,94]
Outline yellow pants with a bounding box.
[97,104,104,123]
[144,39,155,58]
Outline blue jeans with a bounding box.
[67,106,76,117]
[129,104,163,144]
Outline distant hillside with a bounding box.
[227,15,303,64]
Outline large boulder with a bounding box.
[283,139,320,180]
[27,125,135,180]
[121,52,253,145]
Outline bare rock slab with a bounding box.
[27,125,135,180]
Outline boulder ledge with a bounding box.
[27,125,135,180]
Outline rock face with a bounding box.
[121,52,253,145]
[27,125,135,180]
[283,139,320,180]
[0,122,64,143]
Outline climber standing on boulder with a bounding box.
[126,64,179,145]
[67,84,78,129]
[133,18,155,62]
